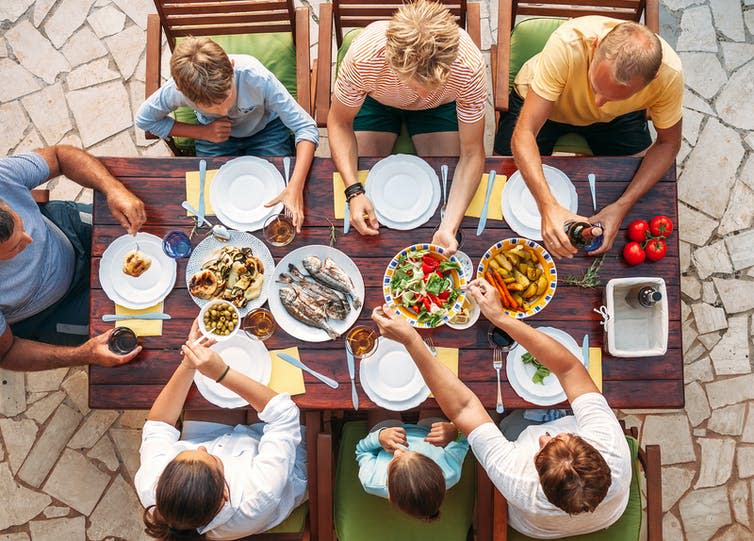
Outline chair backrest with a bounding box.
[153,0,298,51]
[332,0,469,47]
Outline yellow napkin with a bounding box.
[429,347,459,398]
[587,347,602,392]
[268,347,306,396]
[333,170,369,219]
[185,169,218,216]
[113,302,164,336]
[464,173,507,219]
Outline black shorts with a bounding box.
[493,91,652,156]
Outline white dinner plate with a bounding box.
[506,327,583,406]
[99,232,177,310]
[365,154,440,230]
[502,165,578,240]
[359,338,430,411]
[185,231,274,317]
[268,245,364,342]
[194,333,271,408]
[211,156,284,231]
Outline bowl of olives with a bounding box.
[198,300,241,342]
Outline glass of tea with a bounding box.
[109,327,138,354]
[263,212,295,247]
[487,325,516,352]
[243,308,276,341]
[162,230,192,258]
[345,325,378,359]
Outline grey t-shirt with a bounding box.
[0,153,74,334]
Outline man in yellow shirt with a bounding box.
[494,16,683,258]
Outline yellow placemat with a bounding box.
[185,169,218,216]
[268,347,306,396]
[464,173,507,219]
[429,347,459,398]
[113,302,164,336]
[587,347,602,392]
[333,170,369,219]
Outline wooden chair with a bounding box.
[490,0,659,155]
[490,424,662,541]
[315,418,497,541]
[144,0,314,155]
[314,0,482,131]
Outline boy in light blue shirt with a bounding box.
[136,37,318,231]
[356,417,469,520]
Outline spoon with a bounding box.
[181,201,231,241]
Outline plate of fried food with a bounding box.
[100,232,177,310]
[268,245,364,342]
[186,231,274,316]
[476,238,557,319]
[384,244,467,328]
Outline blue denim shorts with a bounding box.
[195,116,294,157]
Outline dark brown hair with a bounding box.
[143,456,226,540]
[534,434,612,514]
[387,451,445,521]
[0,201,14,243]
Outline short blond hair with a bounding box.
[385,0,460,87]
[170,37,234,105]
[595,22,662,85]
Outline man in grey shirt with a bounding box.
[0,146,146,371]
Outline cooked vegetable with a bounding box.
[522,351,552,385]
[203,301,239,336]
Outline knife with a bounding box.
[476,170,496,236]
[344,200,351,234]
[197,159,207,227]
[102,313,171,321]
[582,334,590,369]
[277,352,340,389]
[346,345,359,410]
[588,173,597,212]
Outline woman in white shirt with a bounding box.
[134,321,307,540]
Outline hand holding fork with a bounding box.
[493,347,504,414]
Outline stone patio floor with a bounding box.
[0,1,753,540]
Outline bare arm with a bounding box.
[146,362,196,425]
[0,327,141,371]
[511,92,587,259]
[35,145,146,234]
[371,306,492,437]
[588,120,682,255]
[432,119,485,255]
[328,97,379,235]
[264,140,316,232]
[468,279,598,404]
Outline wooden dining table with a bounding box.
[89,156,683,411]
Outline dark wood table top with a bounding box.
[89,156,683,411]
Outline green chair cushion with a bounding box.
[509,436,642,541]
[170,32,297,154]
[336,28,416,155]
[509,17,592,155]
[264,501,308,534]
[334,420,475,541]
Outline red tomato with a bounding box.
[627,219,650,243]
[623,242,646,266]
[645,238,667,262]
[649,215,673,238]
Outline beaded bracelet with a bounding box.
[215,364,231,383]
[344,182,365,202]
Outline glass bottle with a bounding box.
[625,286,662,308]
[564,221,603,251]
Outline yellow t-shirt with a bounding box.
[513,16,683,129]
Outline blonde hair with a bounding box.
[385,0,460,88]
[170,37,234,105]
[595,22,662,85]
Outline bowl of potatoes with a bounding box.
[198,300,241,341]
[476,238,557,319]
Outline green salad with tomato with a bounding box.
[390,250,462,327]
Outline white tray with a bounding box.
[599,277,668,358]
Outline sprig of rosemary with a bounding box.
[563,254,606,288]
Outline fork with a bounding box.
[424,337,438,357]
[493,347,504,414]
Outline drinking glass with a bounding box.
[263,213,296,247]
[162,230,192,258]
[487,325,516,352]
[345,325,378,359]
[108,327,138,354]
[243,308,276,341]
